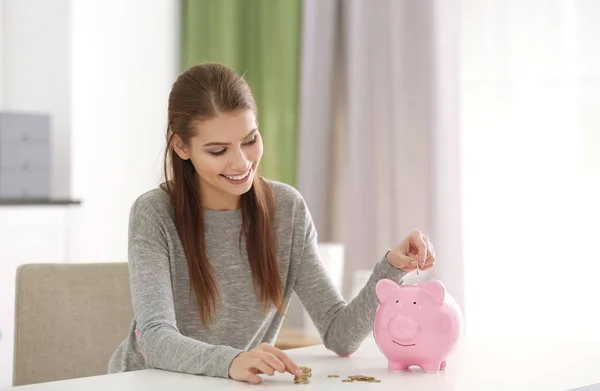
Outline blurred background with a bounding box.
[1,0,599,387]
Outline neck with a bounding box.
[200,186,240,211]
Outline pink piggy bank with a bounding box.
[373,279,463,373]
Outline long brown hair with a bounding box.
[162,63,283,327]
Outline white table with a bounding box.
[2,336,600,391]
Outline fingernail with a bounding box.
[410,260,417,267]
[296,369,303,376]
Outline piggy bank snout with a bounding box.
[389,316,419,342]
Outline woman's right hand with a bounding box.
[228,343,304,384]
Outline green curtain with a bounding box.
[180,0,301,186]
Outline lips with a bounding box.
[222,169,251,181]
[220,167,253,185]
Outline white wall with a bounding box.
[1,0,71,199]
[70,0,179,262]
[0,0,178,260]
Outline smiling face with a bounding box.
[171,109,263,210]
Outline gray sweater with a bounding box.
[107,180,407,378]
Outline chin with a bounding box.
[229,183,253,196]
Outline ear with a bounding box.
[171,133,190,160]
[376,279,399,303]
[421,280,446,304]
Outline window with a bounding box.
[460,0,600,340]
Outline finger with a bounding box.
[423,237,435,267]
[419,234,432,268]
[419,255,436,271]
[410,231,428,265]
[425,251,435,265]
[421,256,435,270]
[259,343,301,376]
[424,235,435,260]
[255,351,286,373]
[422,256,435,268]
[244,370,263,384]
[251,357,276,376]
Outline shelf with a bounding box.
[0,199,81,206]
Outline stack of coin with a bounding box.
[294,366,312,384]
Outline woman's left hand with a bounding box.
[385,230,436,273]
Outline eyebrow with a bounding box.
[203,129,257,147]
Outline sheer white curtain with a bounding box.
[461,0,600,339]
[293,0,463,333]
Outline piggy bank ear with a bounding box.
[376,279,399,303]
[421,280,446,304]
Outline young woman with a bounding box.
[107,63,436,384]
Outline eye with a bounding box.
[413,302,417,305]
[209,149,226,156]
[396,300,399,303]
[243,135,257,145]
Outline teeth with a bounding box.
[224,170,250,181]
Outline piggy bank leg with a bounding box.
[420,361,443,373]
[440,360,447,370]
[388,361,408,371]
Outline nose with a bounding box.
[229,146,250,171]
[389,316,418,342]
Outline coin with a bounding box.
[293,368,382,384]
[343,375,382,383]
[294,366,312,384]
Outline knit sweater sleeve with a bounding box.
[292,196,408,356]
[126,197,243,378]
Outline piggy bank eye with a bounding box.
[413,302,417,304]
[395,300,399,303]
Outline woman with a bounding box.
[107,63,436,384]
